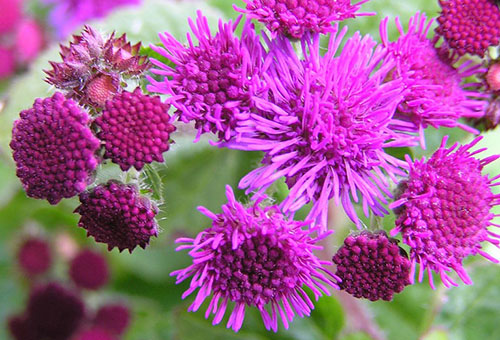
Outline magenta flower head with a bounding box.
[94,87,176,171]
[470,60,500,131]
[332,231,411,301]
[390,136,500,288]
[235,0,374,39]
[45,26,149,108]
[224,26,413,229]
[380,13,487,146]
[69,249,110,290]
[17,237,52,277]
[43,0,141,39]
[148,11,265,142]
[94,303,131,336]
[435,0,500,57]
[26,282,85,340]
[10,92,100,205]
[172,185,338,332]
[75,181,159,252]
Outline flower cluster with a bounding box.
[11,27,173,252]
[8,234,131,340]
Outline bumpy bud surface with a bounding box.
[10,92,100,204]
[95,88,175,171]
[75,181,159,252]
[332,231,411,301]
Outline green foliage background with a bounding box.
[0,1,499,340]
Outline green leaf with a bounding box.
[310,295,345,339]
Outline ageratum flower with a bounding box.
[45,26,149,108]
[172,185,338,332]
[17,237,52,277]
[148,11,265,142]
[94,303,131,336]
[42,0,141,39]
[69,249,110,290]
[95,88,176,171]
[380,13,487,146]
[75,181,158,252]
[435,0,500,57]
[236,0,374,39]
[390,136,500,288]
[223,26,414,229]
[26,282,85,340]
[332,231,411,301]
[10,92,100,204]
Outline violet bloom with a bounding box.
[380,13,487,146]
[75,181,159,252]
[95,88,176,171]
[470,59,500,131]
[390,136,500,288]
[148,11,265,142]
[172,185,338,332]
[435,0,500,57]
[332,231,411,301]
[43,0,141,39]
[223,26,414,229]
[236,0,374,39]
[10,92,100,204]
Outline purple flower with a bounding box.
[17,237,52,277]
[95,88,176,171]
[390,136,500,288]
[75,181,159,252]
[43,0,141,39]
[18,282,86,340]
[172,185,338,332]
[223,26,414,229]
[10,92,100,204]
[73,327,115,340]
[236,0,374,39]
[435,0,500,57]
[380,13,487,146]
[332,231,411,301]
[69,249,110,290]
[470,59,500,131]
[93,303,131,336]
[148,11,265,142]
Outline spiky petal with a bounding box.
[223,26,414,229]
[172,185,338,332]
[380,13,487,146]
[390,136,500,288]
[148,11,265,142]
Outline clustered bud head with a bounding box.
[172,185,338,332]
[236,0,373,39]
[94,303,131,336]
[10,92,100,204]
[95,87,176,171]
[391,136,500,288]
[75,181,159,252]
[435,0,500,57]
[332,231,411,301]
[45,26,149,107]
[69,249,110,290]
[17,237,52,277]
